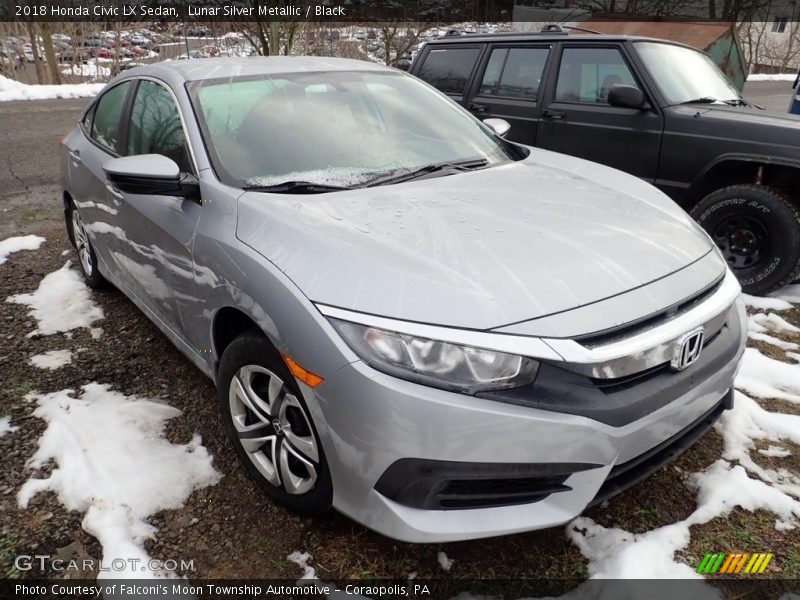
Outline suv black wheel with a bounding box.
[691,184,800,295]
[216,331,333,516]
[66,202,107,288]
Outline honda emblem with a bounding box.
[671,328,705,371]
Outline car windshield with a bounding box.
[635,41,742,105]
[188,70,516,190]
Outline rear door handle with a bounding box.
[469,102,488,114]
[542,109,566,120]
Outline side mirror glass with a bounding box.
[608,85,646,109]
[103,154,199,199]
[483,117,511,138]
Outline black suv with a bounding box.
[410,30,800,294]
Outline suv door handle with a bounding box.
[542,109,566,120]
[68,148,82,164]
[469,102,488,114]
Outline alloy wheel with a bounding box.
[228,364,320,495]
[71,208,94,276]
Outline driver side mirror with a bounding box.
[608,85,647,109]
[103,154,200,199]
[483,117,511,138]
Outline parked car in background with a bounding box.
[60,57,745,542]
[410,29,800,294]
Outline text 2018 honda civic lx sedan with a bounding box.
[60,57,746,543]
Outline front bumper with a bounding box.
[304,298,745,543]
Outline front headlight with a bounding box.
[330,319,540,394]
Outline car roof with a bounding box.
[135,56,394,83]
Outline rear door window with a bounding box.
[416,47,482,96]
[90,81,132,152]
[555,47,640,104]
[478,47,549,100]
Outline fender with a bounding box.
[689,152,800,196]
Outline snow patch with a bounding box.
[0,75,104,102]
[29,349,73,370]
[18,383,221,578]
[0,235,45,265]
[437,551,454,572]
[742,293,792,311]
[90,327,103,340]
[0,416,19,437]
[750,312,800,335]
[6,261,104,336]
[747,73,797,81]
[735,348,800,402]
[772,284,800,304]
[760,445,792,458]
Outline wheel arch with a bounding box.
[210,306,269,373]
[688,154,800,207]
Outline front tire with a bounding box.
[690,184,800,295]
[66,202,107,288]
[216,332,333,516]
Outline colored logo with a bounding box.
[696,552,774,574]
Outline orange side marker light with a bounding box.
[281,353,324,388]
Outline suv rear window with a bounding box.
[479,47,549,100]
[417,47,481,96]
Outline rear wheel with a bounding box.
[216,332,333,516]
[66,202,107,288]
[690,184,800,295]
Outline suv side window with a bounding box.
[478,47,549,100]
[555,47,639,104]
[90,81,131,152]
[126,80,190,171]
[417,47,481,96]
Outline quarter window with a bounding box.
[479,47,549,99]
[417,47,481,96]
[555,47,639,104]
[127,81,189,171]
[90,82,131,152]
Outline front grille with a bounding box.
[577,277,724,349]
[587,327,724,393]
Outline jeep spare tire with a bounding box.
[691,184,800,296]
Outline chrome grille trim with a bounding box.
[543,270,742,380]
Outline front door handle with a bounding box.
[68,148,82,164]
[469,102,488,114]
[542,109,566,120]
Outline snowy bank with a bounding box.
[0,75,104,102]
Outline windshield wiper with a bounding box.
[242,181,352,194]
[678,97,719,105]
[363,159,489,188]
[722,98,764,109]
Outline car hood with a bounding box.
[236,149,714,330]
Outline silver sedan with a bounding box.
[60,57,746,542]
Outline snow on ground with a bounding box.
[6,261,104,336]
[747,73,797,81]
[0,416,19,437]
[437,551,454,572]
[18,383,221,578]
[29,349,73,370]
[773,284,800,304]
[736,348,800,401]
[742,293,793,311]
[0,75,104,102]
[0,235,45,265]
